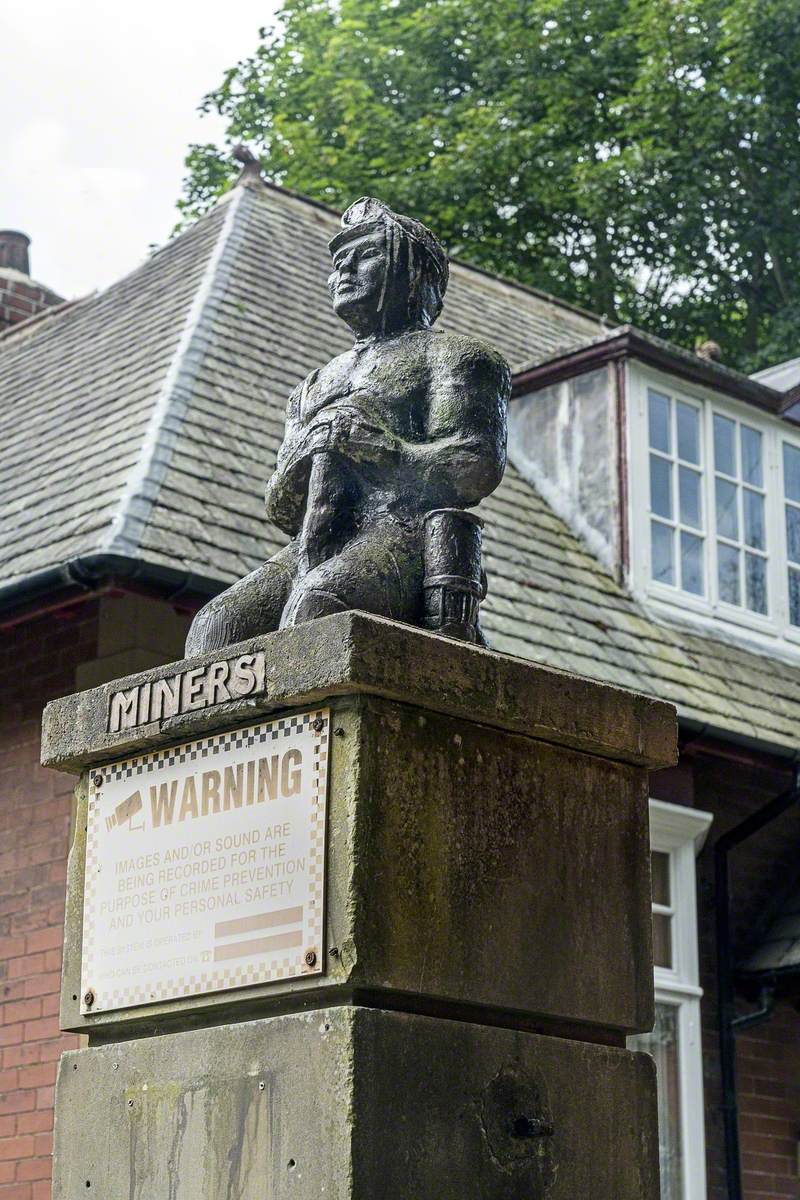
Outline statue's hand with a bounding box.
[265,463,306,534]
[326,410,404,465]
[290,405,404,473]
[297,421,335,459]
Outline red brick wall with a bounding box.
[738,1000,800,1198]
[0,604,98,1199]
[0,278,62,334]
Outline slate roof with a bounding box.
[0,206,230,586]
[3,177,800,756]
[741,885,800,977]
[752,353,800,394]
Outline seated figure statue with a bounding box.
[186,196,510,656]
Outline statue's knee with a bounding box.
[185,601,231,656]
[281,587,347,628]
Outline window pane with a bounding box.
[715,478,739,540]
[679,467,702,529]
[652,522,675,586]
[631,1004,684,1200]
[741,426,763,487]
[681,532,704,596]
[743,489,765,550]
[718,542,740,605]
[745,554,767,615]
[649,391,671,454]
[676,402,700,464]
[786,506,800,565]
[784,443,800,503]
[653,913,673,969]
[651,455,673,519]
[651,851,671,905]
[714,413,736,476]
[789,568,800,627]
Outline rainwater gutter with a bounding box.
[715,767,800,1200]
[0,554,222,630]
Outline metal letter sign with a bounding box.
[80,709,329,1013]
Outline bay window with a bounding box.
[634,366,800,645]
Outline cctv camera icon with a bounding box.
[105,790,144,834]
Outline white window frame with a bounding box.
[639,799,713,1200]
[711,412,769,614]
[627,362,800,654]
[780,442,800,627]
[647,388,707,596]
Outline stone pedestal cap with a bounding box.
[42,610,677,773]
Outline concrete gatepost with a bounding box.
[41,610,676,1198]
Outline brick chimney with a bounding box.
[0,231,64,333]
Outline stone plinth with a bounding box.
[42,611,675,1197]
[53,1006,658,1200]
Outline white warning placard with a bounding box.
[80,709,329,1013]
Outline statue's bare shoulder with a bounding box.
[423,328,510,387]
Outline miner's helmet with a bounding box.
[329,196,449,324]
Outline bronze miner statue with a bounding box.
[186,197,510,655]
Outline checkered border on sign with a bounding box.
[98,712,315,782]
[82,709,330,1013]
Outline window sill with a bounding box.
[638,588,800,664]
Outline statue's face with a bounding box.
[328,229,392,330]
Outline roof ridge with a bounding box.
[102,185,251,559]
[0,194,239,354]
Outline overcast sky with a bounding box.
[1,1,278,299]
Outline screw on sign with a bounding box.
[305,950,317,968]
[84,989,95,1008]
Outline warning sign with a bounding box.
[80,709,329,1013]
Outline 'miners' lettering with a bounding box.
[108,651,267,733]
[149,748,303,829]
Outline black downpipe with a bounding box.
[731,983,775,1032]
[715,770,800,1200]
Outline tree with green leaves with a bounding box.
[179,0,800,372]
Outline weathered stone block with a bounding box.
[58,686,656,1038]
[52,1006,659,1200]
